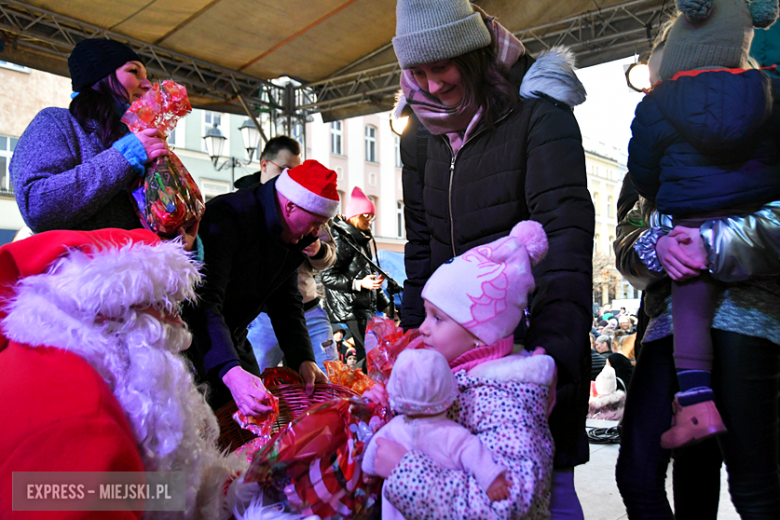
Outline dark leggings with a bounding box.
[344,314,370,360]
[616,331,780,519]
[671,273,718,370]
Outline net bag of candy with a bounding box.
[121,81,205,237]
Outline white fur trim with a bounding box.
[233,479,312,520]
[519,46,587,107]
[0,240,250,520]
[467,352,556,386]
[276,169,339,218]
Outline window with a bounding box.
[368,196,377,233]
[203,111,228,154]
[365,125,377,163]
[608,235,615,257]
[200,179,231,201]
[593,191,600,216]
[0,135,17,193]
[607,195,614,218]
[292,123,304,145]
[0,61,31,73]
[337,190,346,216]
[594,233,600,254]
[205,111,221,128]
[396,201,405,238]
[331,121,343,155]
[395,135,402,168]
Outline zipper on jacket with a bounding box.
[448,154,457,256]
[442,109,513,258]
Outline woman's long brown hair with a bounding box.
[451,33,518,128]
[69,72,131,148]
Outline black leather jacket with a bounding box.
[322,217,390,322]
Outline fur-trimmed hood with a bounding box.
[393,45,586,119]
[467,352,556,386]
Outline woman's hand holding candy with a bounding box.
[136,128,169,163]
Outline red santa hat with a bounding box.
[345,187,376,220]
[0,228,192,350]
[275,159,340,218]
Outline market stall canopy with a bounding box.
[0,0,671,121]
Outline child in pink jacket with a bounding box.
[362,348,512,519]
[365,221,556,520]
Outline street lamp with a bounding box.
[203,118,263,189]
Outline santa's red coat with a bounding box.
[0,341,144,519]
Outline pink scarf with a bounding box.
[399,9,525,154]
[449,336,514,374]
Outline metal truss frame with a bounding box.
[0,0,674,122]
[0,0,287,113]
[298,0,674,118]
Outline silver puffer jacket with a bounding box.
[614,198,780,291]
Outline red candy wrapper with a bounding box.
[323,361,375,395]
[244,398,388,520]
[122,81,205,237]
[365,316,425,384]
[234,320,423,518]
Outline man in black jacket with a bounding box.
[185,160,340,416]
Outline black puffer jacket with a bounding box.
[399,50,595,468]
[322,217,390,322]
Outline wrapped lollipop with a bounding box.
[122,81,205,237]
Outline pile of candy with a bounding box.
[122,81,205,237]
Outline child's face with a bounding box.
[420,300,481,363]
[334,331,344,342]
[648,46,664,85]
[346,355,357,368]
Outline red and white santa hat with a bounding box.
[0,228,200,350]
[275,160,340,218]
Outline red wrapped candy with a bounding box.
[244,398,388,519]
[122,81,205,237]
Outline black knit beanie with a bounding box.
[68,38,142,92]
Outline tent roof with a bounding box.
[0,0,670,119]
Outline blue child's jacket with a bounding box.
[629,68,780,215]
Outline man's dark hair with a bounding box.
[261,135,301,161]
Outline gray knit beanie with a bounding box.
[393,0,492,69]
[659,0,779,81]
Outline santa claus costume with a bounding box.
[0,229,247,520]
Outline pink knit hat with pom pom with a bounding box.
[421,221,548,345]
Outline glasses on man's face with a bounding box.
[267,159,292,171]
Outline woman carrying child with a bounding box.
[617,2,780,514]
[392,1,595,514]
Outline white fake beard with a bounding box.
[111,313,237,520]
